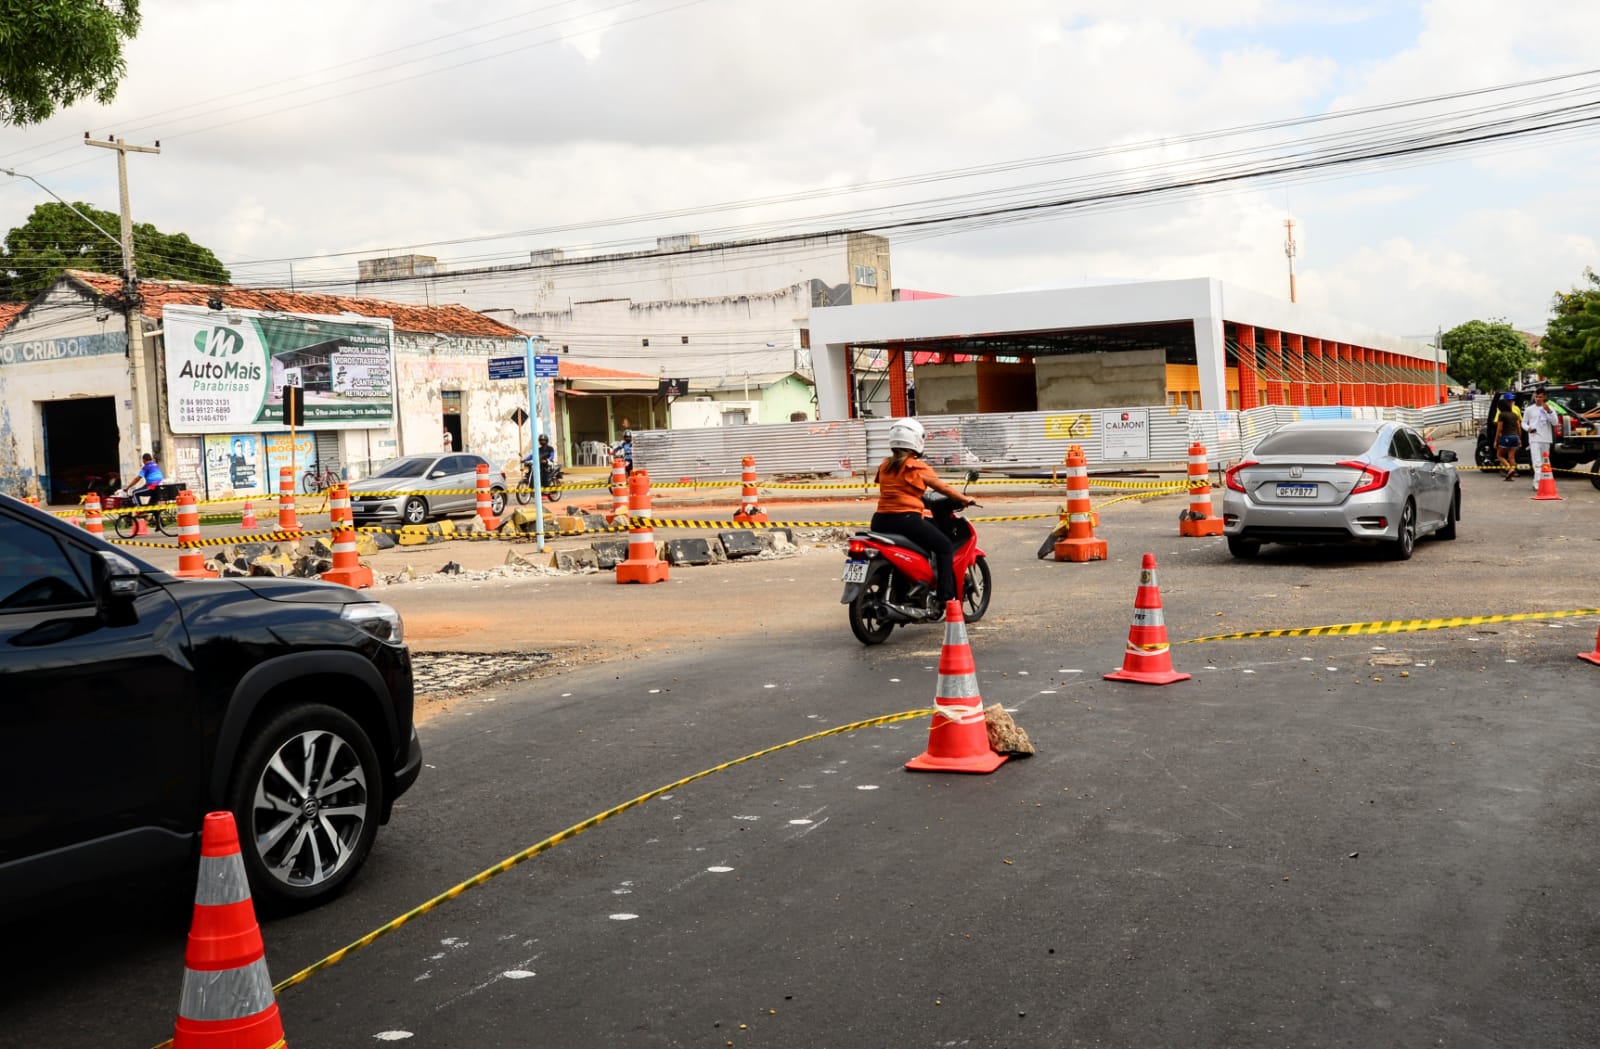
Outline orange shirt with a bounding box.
[876,457,939,514]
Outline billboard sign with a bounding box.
[163,304,396,433]
[1100,408,1150,460]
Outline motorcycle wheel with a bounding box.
[962,556,993,623]
[514,475,533,505]
[848,563,895,646]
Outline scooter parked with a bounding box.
[839,473,990,645]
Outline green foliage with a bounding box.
[1439,319,1532,392]
[1,201,229,300]
[0,0,141,126]
[1538,269,1600,381]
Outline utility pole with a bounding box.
[1434,325,1443,405]
[86,133,161,462]
[1283,218,1298,304]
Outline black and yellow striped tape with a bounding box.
[1183,607,1600,643]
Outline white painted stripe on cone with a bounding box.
[178,957,276,1021]
[193,853,252,905]
[936,672,981,700]
[632,531,654,544]
[942,619,970,646]
[1131,607,1166,627]
[932,700,985,724]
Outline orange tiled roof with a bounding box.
[560,361,655,380]
[63,270,526,339]
[0,302,24,332]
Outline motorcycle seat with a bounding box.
[860,530,930,559]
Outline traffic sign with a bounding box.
[510,407,529,426]
[534,355,561,377]
[489,355,527,380]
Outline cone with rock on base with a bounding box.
[1104,552,1191,685]
[906,599,1007,773]
[172,811,288,1049]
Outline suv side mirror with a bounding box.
[92,550,142,606]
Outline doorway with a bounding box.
[41,397,119,504]
[441,390,462,452]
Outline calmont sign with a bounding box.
[163,305,395,433]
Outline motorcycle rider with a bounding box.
[523,434,558,486]
[871,418,975,613]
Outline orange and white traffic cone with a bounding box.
[1580,622,1600,667]
[731,454,768,524]
[616,469,668,584]
[240,499,256,530]
[276,467,300,532]
[174,491,218,579]
[321,483,373,589]
[1054,444,1107,562]
[475,463,498,529]
[1104,552,1191,685]
[84,493,104,537]
[906,599,1007,773]
[172,811,289,1049]
[1533,451,1562,501]
[607,456,630,523]
[1179,441,1224,537]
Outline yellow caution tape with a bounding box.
[183,708,934,1025]
[1183,607,1600,643]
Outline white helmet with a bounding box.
[886,418,925,454]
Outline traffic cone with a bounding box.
[321,484,373,589]
[84,493,104,537]
[1533,452,1562,501]
[1104,552,1191,685]
[276,467,300,532]
[174,491,218,579]
[1054,444,1107,562]
[731,454,768,524]
[616,469,668,584]
[1179,441,1224,537]
[906,599,1007,773]
[607,456,630,524]
[1580,622,1600,667]
[173,811,288,1049]
[240,499,257,530]
[132,509,151,537]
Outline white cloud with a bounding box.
[0,0,1595,337]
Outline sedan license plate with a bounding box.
[842,560,869,583]
[1276,483,1319,499]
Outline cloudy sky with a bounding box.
[2,0,1597,339]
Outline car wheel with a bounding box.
[490,486,508,516]
[403,496,428,525]
[228,703,383,912]
[1474,439,1497,470]
[1227,536,1260,559]
[1437,487,1459,540]
[1590,459,1600,491]
[1388,500,1416,560]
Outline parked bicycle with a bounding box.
[301,461,342,494]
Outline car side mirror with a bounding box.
[1437,450,1458,463]
[429,470,448,479]
[92,550,142,606]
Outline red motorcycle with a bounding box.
[840,477,991,645]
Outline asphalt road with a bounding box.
[6,445,1600,1048]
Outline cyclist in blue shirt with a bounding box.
[126,453,165,505]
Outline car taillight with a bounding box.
[848,540,868,557]
[1223,460,1257,492]
[1337,460,1390,493]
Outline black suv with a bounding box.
[1473,383,1600,486]
[0,494,421,913]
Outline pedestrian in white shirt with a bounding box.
[1521,390,1558,489]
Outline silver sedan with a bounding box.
[1221,420,1460,560]
[349,453,507,526]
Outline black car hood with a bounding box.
[166,575,368,605]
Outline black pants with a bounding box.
[871,512,957,604]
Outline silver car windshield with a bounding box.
[373,457,435,479]
[1252,429,1378,457]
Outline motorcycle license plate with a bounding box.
[842,560,869,583]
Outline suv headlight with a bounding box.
[342,601,404,644]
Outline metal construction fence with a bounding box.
[632,401,1483,480]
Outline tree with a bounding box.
[1438,319,1531,392]
[1538,268,1600,381]
[0,0,141,126]
[1,201,230,300]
